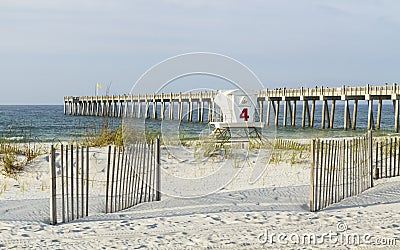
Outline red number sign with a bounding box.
[239,108,249,121]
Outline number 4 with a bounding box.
[239,108,249,121]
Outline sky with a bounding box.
[1,0,400,104]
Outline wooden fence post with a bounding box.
[86,146,89,217]
[105,146,111,213]
[368,130,373,187]
[71,145,74,220]
[156,138,161,201]
[81,146,84,218]
[76,146,79,219]
[61,145,65,223]
[50,145,57,225]
[65,145,69,222]
[310,139,315,211]
[374,140,379,179]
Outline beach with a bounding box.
[0,143,399,249]
[3,0,400,248]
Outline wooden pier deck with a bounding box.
[64,84,400,132]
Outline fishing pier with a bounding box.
[64,84,400,132]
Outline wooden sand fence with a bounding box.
[50,138,161,225]
[374,137,400,179]
[310,131,373,212]
[274,138,310,150]
[50,145,90,225]
[105,138,161,213]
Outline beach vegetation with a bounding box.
[81,118,163,147]
[82,125,123,147]
[0,181,6,195]
[0,151,23,176]
[0,141,45,177]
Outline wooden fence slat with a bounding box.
[128,141,138,207]
[310,140,315,211]
[61,145,65,223]
[385,138,388,178]
[394,138,397,178]
[339,140,344,201]
[130,145,139,206]
[76,145,79,219]
[50,145,57,225]
[331,140,337,204]
[145,142,152,202]
[86,146,89,217]
[342,140,345,200]
[151,140,156,201]
[110,146,117,213]
[151,141,156,201]
[374,140,378,179]
[133,142,142,206]
[397,138,400,176]
[361,137,365,192]
[351,139,354,196]
[344,139,347,198]
[71,145,74,220]
[397,137,400,177]
[360,137,364,192]
[81,146,84,218]
[126,145,132,207]
[135,142,144,205]
[318,141,324,210]
[315,139,320,211]
[356,138,359,194]
[123,147,129,208]
[396,138,399,177]
[331,140,336,205]
[349,139,353,196]
[156,138,161,201]
[368,132,372,188]
[105,146,112,213]
[115,147,121,211]
[125,145,131,208]
[139,142,147,203]
[147,141,154,201]
[65,145,69,222]
[324,140,331,208]
[390,138,393,177]
[119,147,124,211]
[379,141,385,178]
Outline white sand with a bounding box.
[0,144,399,249]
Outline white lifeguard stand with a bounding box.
[210,89,264,143]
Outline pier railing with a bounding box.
[64,85,399,102]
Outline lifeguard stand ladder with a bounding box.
[209,89,264,144]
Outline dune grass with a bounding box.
[0,141,46,177]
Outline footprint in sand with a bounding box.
[146,223,157,229]
[21,224,44,232]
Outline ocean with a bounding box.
[0,103,398,142]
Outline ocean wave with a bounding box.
[5,136,24,141]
